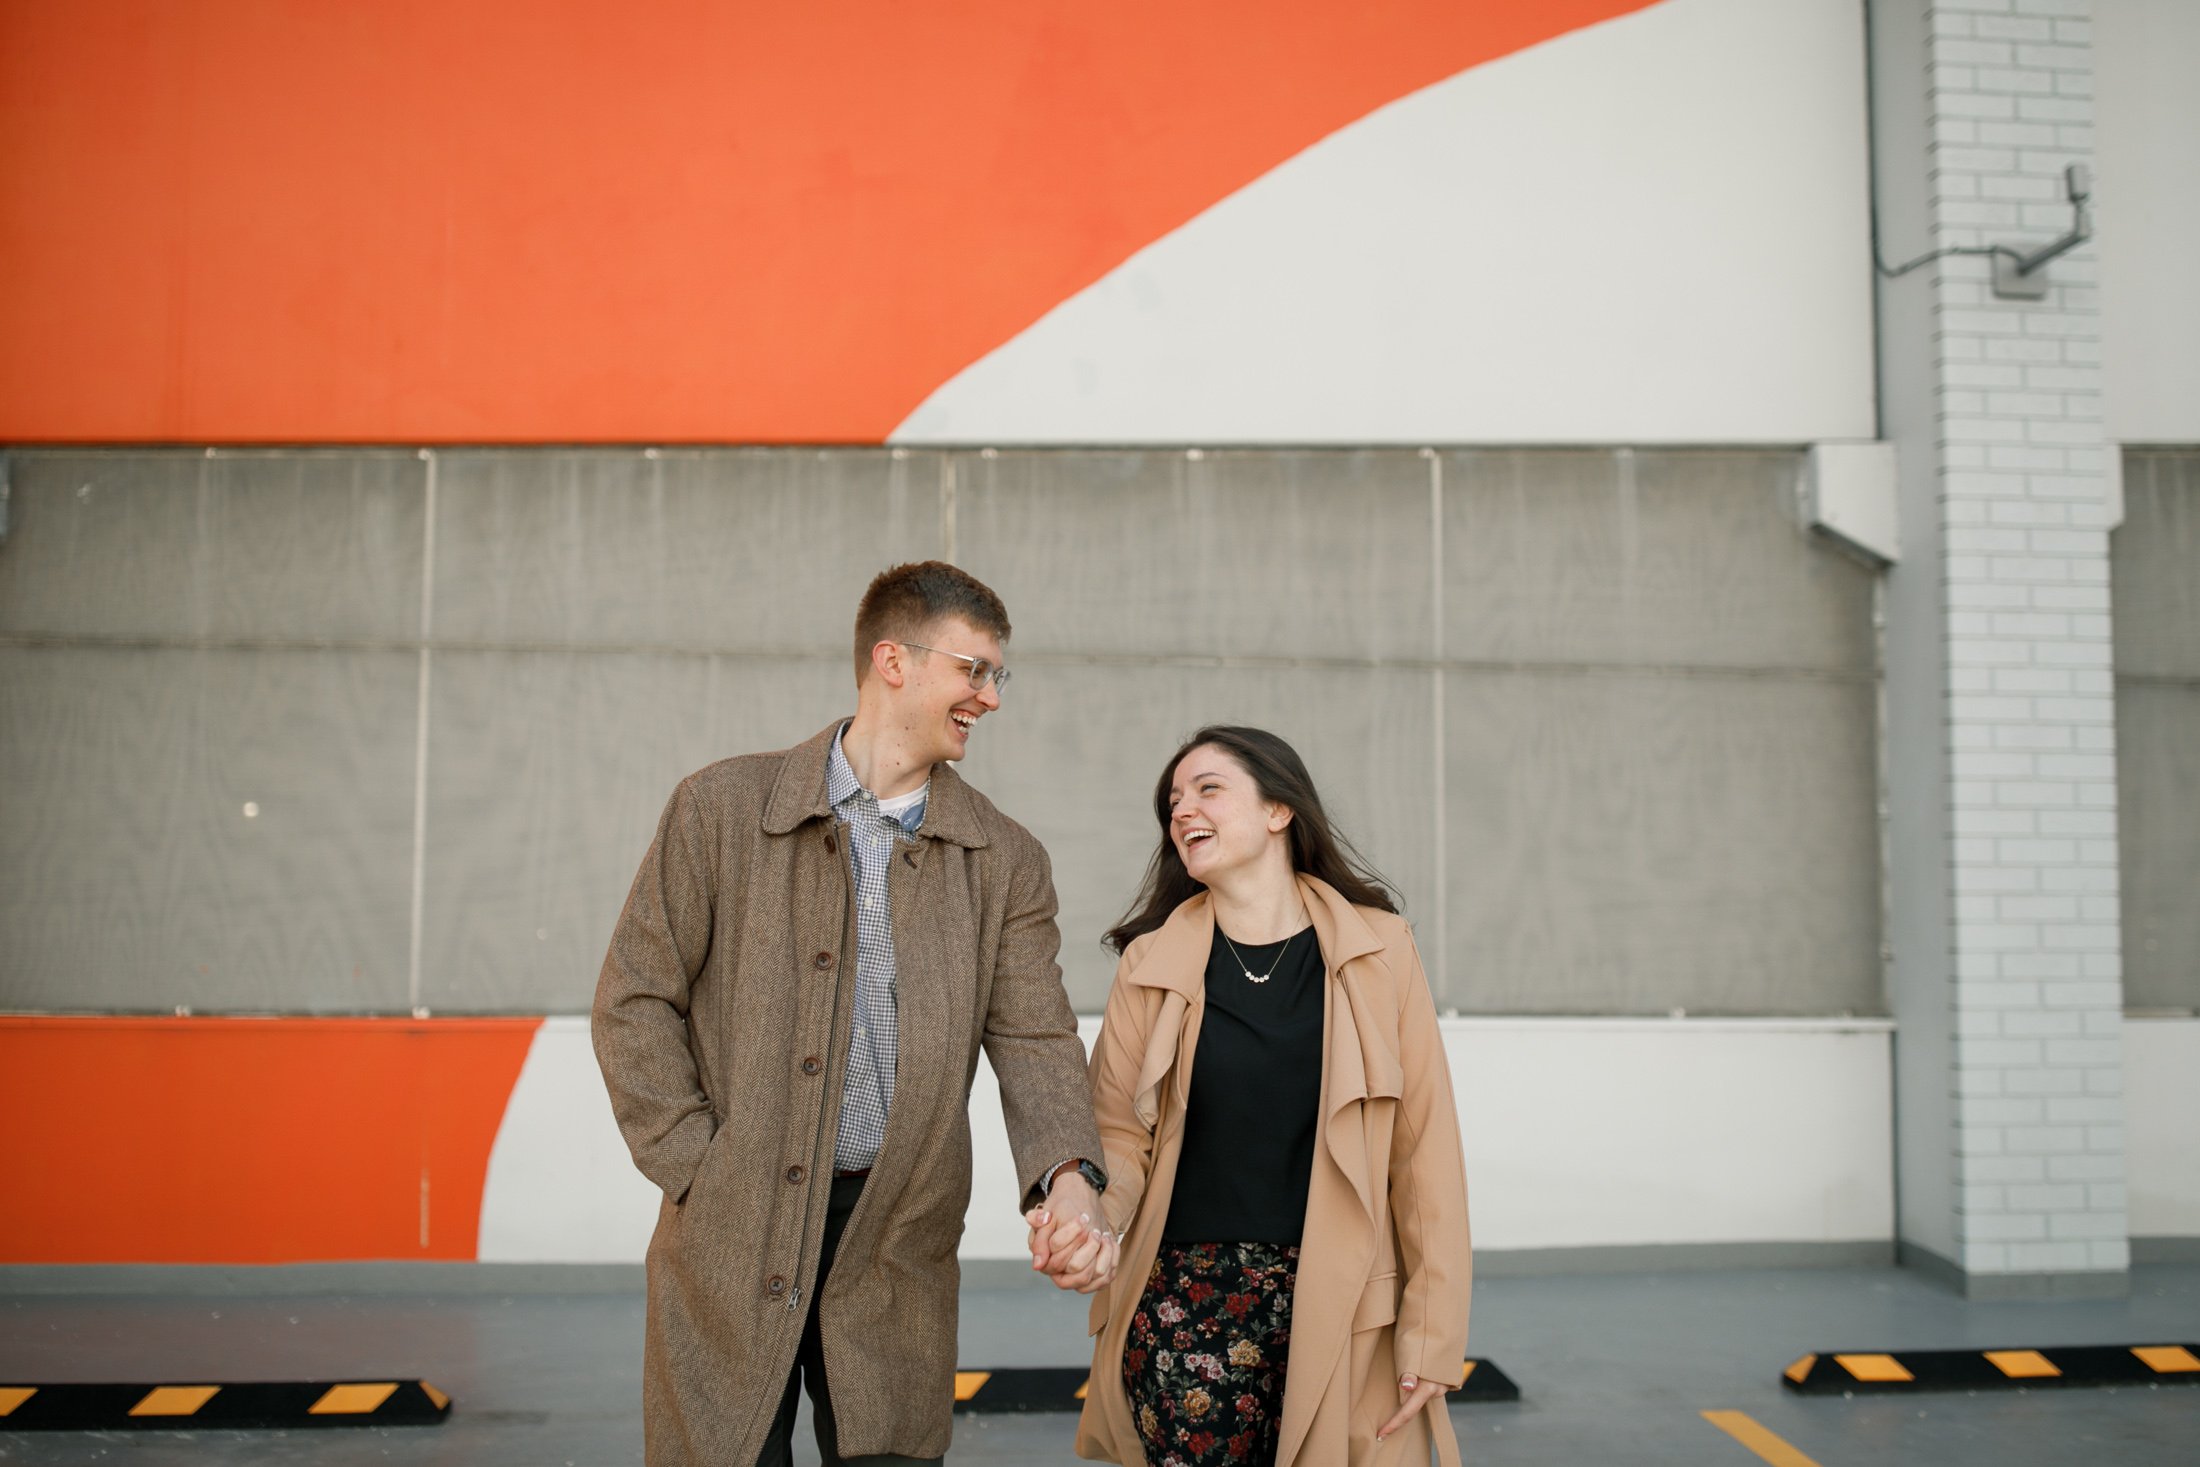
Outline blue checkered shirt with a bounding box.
[826,725,926,1174]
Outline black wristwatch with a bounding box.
[1044,1158,1107,1196]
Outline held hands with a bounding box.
[1023,1172,1118,1294]
[1376,1372,1450,1441]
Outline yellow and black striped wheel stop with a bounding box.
[951,1358,1520,1412]
[0,1380,451,1430]
[1781,1343,2200,1396]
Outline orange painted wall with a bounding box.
[0,0,1655,443]
[0,1017,540,1264]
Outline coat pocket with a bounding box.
[1351,1271,1399,1333]
[673,1116,731,1208]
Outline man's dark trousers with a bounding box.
[754,1174,943,1467]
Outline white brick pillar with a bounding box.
[1870,0,2127,1298]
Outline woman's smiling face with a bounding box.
[1167,744,1291,884]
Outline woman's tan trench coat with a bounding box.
[1075,876,1472,1467]
[593,721,1102,1467]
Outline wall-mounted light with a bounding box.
[1991,164,2091,301]
[1876,163,2094,302]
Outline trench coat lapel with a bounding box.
[1274,876,1402,1467]
[1303,876,1403,1223]
[1119,893,1211,1129]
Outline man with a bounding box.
[594,562,1118,1467]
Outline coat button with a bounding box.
[800,1056,822,1076]
[812,951,833,970]
[902,850,917,868]
[786,1165,807,1185]
[767,1275,786,1296]
[824,830,838,854]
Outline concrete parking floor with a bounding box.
[3,1263,2196,1465]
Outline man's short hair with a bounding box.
[853,562,1012,684]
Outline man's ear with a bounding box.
[869,639,907,689]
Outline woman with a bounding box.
[1063,726,1470,1467]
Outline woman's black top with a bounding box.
[1161,925,1325,1246]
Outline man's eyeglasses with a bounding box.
[902,642,1012,692]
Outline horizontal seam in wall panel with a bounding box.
[2113,673,2200,689]
[0,634,1880,684]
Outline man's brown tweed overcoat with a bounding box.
[594,719,1103,1467]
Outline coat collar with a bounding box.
[1122,872,1389,994]
[1119,873,1402,1127]
[760,718,989,848]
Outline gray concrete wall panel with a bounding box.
[2113,450,2200,680]
[1443,670,1882,1015]
[431,449,944,655]
[2116,682,2200,1013]
[0,445,1883,1017]
[0,451,425,643]
[972,664,1437,1010]
[419,651,852,1013]
[2114,449,2200,1012]
[1442,448,1877,672]
[0,646,417,1011]
[954,449,1435,661]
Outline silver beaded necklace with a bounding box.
[1217,927,1306,985]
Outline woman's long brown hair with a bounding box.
[1103,725,1399,955]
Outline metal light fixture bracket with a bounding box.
[1990,164,2092,301]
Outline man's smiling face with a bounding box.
[897,615,1005,767]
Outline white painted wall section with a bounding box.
[477,1016,662,1262]
[2127,1017,2200,1240]
[1442,1018,1893,1251]
[891,0,1876,447]
[484,1015,1906,1263]
[486,1018,2200,1257]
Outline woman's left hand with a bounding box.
[1375,1373,1449,1441]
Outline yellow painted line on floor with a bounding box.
[1702,1410,1823,1467]
[309,1382,398,1415]
[1835,1352,1914,1383]
[0,1386,36,1416]
[952,1371,990,1402]
[130,1385,220,1417]
[2133,1345,2200,1374]
[421,1380,451,1410]
[1072,1378,1090,1400]
[1460,1360,1478,1382]
[1985,1349,2060,1379]
[1783,1354,1817,1385]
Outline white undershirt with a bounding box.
[876,784,927,822]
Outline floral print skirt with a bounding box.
[1122,1241,1299,1467]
